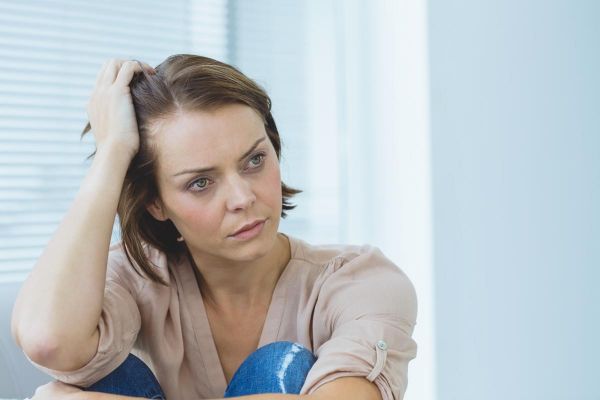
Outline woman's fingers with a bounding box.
[114,60,151,87]
[96,58,155,87]
[101,58,121,86]
[135,60,157,74]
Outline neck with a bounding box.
[189,233,291,313]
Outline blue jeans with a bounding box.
[83,341,317,399]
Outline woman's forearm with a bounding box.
[68,392,142,400]
[12,146,132,371]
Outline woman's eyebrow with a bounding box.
[172,136,267,177]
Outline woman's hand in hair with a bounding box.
[86,59,155,161]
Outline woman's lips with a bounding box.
[229,219,266,240]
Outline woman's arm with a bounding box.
[12,146,132,371]
[11,59,154,372]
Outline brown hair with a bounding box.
[81,54,302,286]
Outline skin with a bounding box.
[145,103,291,314]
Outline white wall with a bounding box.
[428,0,600,399]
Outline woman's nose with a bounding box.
[225,176,256,211]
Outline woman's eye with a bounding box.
[187,153,265,192]
[248,153,266,168]
[189,177,211,192]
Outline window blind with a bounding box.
[0,0,228,281]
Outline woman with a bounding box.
[11,55,418,400]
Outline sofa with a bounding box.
[0,280,53,399]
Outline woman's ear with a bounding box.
[146,199,169,221]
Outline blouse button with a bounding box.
[377,339,388,350]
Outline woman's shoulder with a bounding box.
[107,240,168,265]
[287,234,417,323]
[288,234,410,282]
[288,234,369,264]
[105,240,172,289]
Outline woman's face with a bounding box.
[146,103,283,263]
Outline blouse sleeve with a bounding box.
[300,245,418,400]
[24,248,143,388]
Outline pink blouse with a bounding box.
[26,233,418,400]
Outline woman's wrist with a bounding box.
[94,140,136,168]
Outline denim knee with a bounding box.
[84,353,166,400]
[224,341,317,398]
